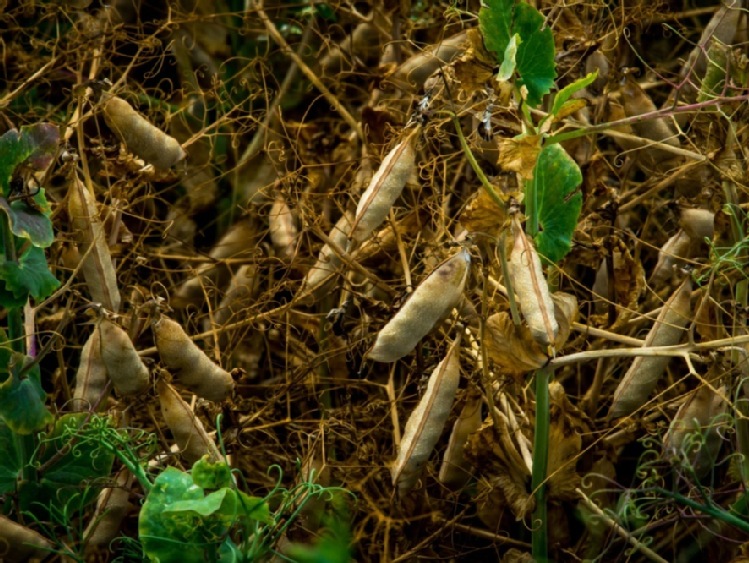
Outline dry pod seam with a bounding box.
[509,220,558,348]
[350,126,420,244]
[392,333,462,495]
[103,94,186,171]
[609,277,692,418]
[73,325,109,411]
[153,316,234,402]
[438,393,482,488]
[68,174,122,313]
[157,380,222,464]
[301,212,352,301]
[367,248,470,362]
[99,318,150,396]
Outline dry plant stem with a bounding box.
[549,332,749,367]
[390,209,412,292]
[254,1,364,140]
[575,488,669,563]
[386,364,402,448]
[571,322,645,347]
[0,55,59,110]
[235,22,311,172]
[449,114,506,212]
[548,92,749,146]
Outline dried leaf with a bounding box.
[391,334,462,494]
[157,380,222,464]
[485,292,577,374]
[497,135,542,181]
[609,277,692,418]
[367,248,470,362]
[67,174,121,312]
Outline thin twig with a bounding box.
[576,487,669,563]
[253,1,364,140]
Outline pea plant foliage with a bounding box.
[1,0,749,561]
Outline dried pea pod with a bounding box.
[103,94,186,171]
[73,325,109,411]
[157,380,222,464]
[367,248,470,362]
[99,318,149,396]
[153,316,234,402]
[509,220,558,348]
[392,334,462,495]
[350,126,420,244]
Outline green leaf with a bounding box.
[478,0,515,63]
[192,456,233,489]
[498,34,520,81]
[0,420,22,494]
[526,143,582,263]
[550,72,598,117]
[479,1,556,107]
[0,246,60,304]
[0,353,52,434]
[0,130,31,196]
[0,124,59,196]
[284,493,352,563]
[139,465,271,563]
[515,24,556,107]
[0,189,54,248]
[19,414,115,517]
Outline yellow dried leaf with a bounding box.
[497,135,542,181]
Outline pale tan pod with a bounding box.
[213,264,259,327]
[392,334,462,495]
[153,316,234,402]
[650,229,691,285]
[438,393,482,487]
[68,174,121,312]
[621,77,680,148]
[389,32,466,91]
[367,248,470,362]
[73,325,109,411]
[99,318,149,395]
[103,94,186,171]
[680,208,714,241]
[609,277,692,418]
[663,384,727,478]
[173,219,254,308]
[350,126,420,244]
[0,515,55,562]
[83,468,133,551]
[301,212,352,300]
[509,220,558,347]
[269,195,297,260]
[157,380,222,464]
